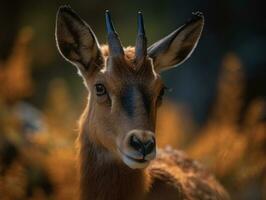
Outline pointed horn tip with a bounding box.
[105,10,116,33]
[135,10,147,60]
[137,11,145,35]
[138,11,143,19]
[105,10,111,18]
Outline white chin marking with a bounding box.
[122,155,149,169]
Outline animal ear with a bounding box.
[148,12,204,72]
[55,5,103,77]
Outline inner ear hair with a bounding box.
[148,12,204,72]
[55,5,103,76]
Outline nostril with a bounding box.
[144,139,155,155]
[129,135,155,157]
[130,135,143,153]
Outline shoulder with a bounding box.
[146,147,230,200]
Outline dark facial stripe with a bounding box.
[121,85,152,118]
[140,87,151,115]
[121,86,135,117]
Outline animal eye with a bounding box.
[157,86,169,106]
[157,87,166,106]
[95,84,107,96]
[159,87,165,98]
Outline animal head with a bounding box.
[55,5,204,169]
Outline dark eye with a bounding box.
[159,87,165,98]
[157,87,166,106]
[95,84,107,96]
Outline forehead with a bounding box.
[95,46,163,91]
[97,62,162,92]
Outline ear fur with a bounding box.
[148,12,204,72]
[55,5,103,77]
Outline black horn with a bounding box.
[135,11,147,64]
[105,10,124,57]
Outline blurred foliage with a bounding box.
[0,30,77,199]
[187,54,266,199]
[0,26,265,200]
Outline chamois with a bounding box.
[55,5,230,200]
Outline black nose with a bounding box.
[130,135,155,157]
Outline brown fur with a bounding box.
[77,103,149,200]
[56,8,228,199]
[76,47,230,200]
[101,45,136,62]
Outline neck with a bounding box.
[78,113,149,200]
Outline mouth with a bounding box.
[125,154,147,163]
[122,154,150,169]
[118,148,150,169]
